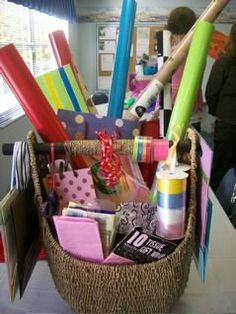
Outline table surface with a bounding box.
[0,188,235,313]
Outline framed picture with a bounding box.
[98,53,114,75]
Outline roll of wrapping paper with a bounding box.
[124,0,230,120]
[0,44,87,168]
[166,21,214,141]
[107,0,137,118]
[156,30,172,138]
[155,171,188,240]
[49,30,97,114]
[139,120,160,189]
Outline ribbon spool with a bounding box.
[132,136,169,163]
[149,163,190,205]
[155,170,188,240]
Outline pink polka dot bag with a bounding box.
[46,167,97,213]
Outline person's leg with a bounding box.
[210,121,236,192]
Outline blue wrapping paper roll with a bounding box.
[107,0,137,118]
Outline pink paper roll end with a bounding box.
[151,139,169,161]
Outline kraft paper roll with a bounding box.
[166,21,214,141]
[157,171,188,194]
[107,0,137,118]
[125,0,230,120]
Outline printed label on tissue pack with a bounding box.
[113,227,177,264]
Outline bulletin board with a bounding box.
[97,24,162,91]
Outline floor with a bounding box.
[0,188,235,313]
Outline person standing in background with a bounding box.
[205,23,236,192]
[166,7,204,132]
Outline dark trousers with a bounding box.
[210,120,236,192]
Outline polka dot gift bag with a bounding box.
[45,145,97,213]
[47,167,97,213]
[57,109,141,140]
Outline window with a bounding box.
[0,1,68,127]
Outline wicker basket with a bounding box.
[27,128,198,313]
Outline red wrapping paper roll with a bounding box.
[49,30,75,70]
[0,44,86,168]
[139,120,160,188]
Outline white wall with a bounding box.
[69,23,97,94]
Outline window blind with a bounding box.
[7,0,77,22]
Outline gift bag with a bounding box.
[46,167,97,212]
[44,143,96,213]
[57,109,141,139]
[0,181,40,301]
[0,142,40,301]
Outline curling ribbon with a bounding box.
[155,170,188,240]
[96,130,121,188]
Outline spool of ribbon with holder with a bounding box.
[132,136,169,163]
[132,136,152,163]
[3,137,193,162]
[155,170,188,240]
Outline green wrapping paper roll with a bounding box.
[166,21,214,141]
